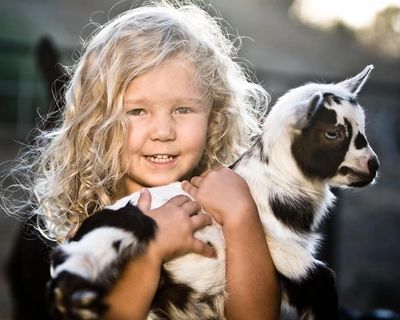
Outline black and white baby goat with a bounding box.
[49,65,379,320]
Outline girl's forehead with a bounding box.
[124,59,209,105]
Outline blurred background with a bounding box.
[0,0,399,319]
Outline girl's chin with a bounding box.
[144,175,182,187]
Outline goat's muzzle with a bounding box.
[339,154,379,187]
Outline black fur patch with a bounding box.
[51,249,69,269]
[48,271,108,320]
[71,204,157,244]
[269,194,315,232]
[112,240,122,253]
[230,135,268,169]
[323,93,342,105]
[291,106,352,180]
[323,92,357,106]
[354,132,367,149]
[152,267,196,315]
[348,97,358,105]
[252,135,268,164]
[280,264,339,320]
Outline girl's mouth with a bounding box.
[145,154,177,164]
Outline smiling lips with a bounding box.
[145,154,177,164]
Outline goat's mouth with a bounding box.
[338,166,376,187]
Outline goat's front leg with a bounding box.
[48,204,157,320]
[281,263,339,320]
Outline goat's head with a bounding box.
[266,65,379,188]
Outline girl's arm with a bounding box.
[103,190,216,320]
[223,203,281,320]
[103,244,162,320]
[183,168,281,320]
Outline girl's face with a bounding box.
[121,59,211,194]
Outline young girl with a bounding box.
[8,1,280,318]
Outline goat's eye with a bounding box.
[324,130,340,140]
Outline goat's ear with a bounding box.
[338,65,374,96]
[294,92,323,129]
[306,92,323,119]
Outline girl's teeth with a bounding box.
[146,155,174,163]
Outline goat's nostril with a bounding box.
[368,157,380,172]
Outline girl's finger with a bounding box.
[181,199,201,215]
[181,180,198,198]
[190,176,204,187]
[191,238,217,259]
[167,194,192,207]
[190,213,212,231]
[200,169,213,177]
[136,188,152,213]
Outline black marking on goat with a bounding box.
[48,271,108,320]
[51,249,69,269]
[323,93,342,105]
[199,294,218,315]
[344,117,353,142]
[348,97,358,105]
[255,135,268,163]
[323,92,358,107]
[112,240,122,252]
[152,267,195,315]
[71,204,157,244]
[280,264,339,320]
[270,194,314,232]
[291,106,352,180]
[230,135,268,169]
[354,132,368,149]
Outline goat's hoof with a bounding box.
[48,271,107,320]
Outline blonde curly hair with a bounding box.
[5,0,269,242]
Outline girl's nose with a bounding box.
[150,116,176,141]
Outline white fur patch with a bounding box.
[53,227,137,280]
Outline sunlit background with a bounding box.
[292,0,400,56]
[0,0,399,319]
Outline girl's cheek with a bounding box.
[126,122,147,150]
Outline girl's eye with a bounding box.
[324,130,341,140]
[127,108,146,116]
[174,107,192,114]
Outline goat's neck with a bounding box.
[236,135,327,200]
[235,136,336,228]
[235,153,334,231]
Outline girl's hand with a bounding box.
[182,167,258,227]
[184,169,281,319]
[136,188,216,262]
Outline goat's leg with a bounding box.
[280,263,339,320]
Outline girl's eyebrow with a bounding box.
[123,98,148,105]
[123,97,205,105]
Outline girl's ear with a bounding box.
[338,65,374,96]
